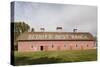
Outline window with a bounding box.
[31,45,33,48]
[76,44,78,47]
[87,44,88,47]
[52,45,54,48]
[64,45,66,47]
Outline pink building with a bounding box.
[17,32,95,52]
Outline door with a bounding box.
[40,46,43,51]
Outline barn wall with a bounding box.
[18,41,95,52]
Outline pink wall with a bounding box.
[18,41,95,52]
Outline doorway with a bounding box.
[40,46,43,51]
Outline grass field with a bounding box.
[14,49,97,66]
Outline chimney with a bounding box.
[31,28,35,32]
[40,28,45,32]
[73,29,77,32]
[56,27,62,32]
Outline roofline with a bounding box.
[17,39,95,42]
[25,32,91,34]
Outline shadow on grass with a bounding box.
[14,50,97,66]
[15,56,65,66]
[14,55,97,66]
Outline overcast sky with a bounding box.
[13,1,97,36]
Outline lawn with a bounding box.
[14,49,97,66]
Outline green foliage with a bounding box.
[12,22,30,50]
[13,22,30,41]
[14,49,97,65]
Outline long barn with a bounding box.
[17,32,95,52]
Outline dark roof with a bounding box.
[17,32,95,41]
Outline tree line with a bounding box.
[12,21,34,50]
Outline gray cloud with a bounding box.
[14,2,97,36]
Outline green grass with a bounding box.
[14,49,97,66]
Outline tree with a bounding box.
[14,22,30,41]
[12,21,30,50]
